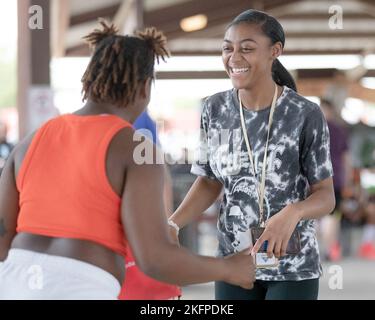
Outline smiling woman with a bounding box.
[221,10,296,104]
[169,9,335,301]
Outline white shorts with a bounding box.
[0,249,121,300]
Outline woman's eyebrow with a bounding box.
[223,38,258,44]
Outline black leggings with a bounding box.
[215,279,319,300]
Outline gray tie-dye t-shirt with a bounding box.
[191,86,333,281]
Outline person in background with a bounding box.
[358,179,375,260]
[319,98,352,261]
[119,110,181,300]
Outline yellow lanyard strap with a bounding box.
[239,84,278,226]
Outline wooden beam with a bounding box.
[146,1,308,41]
[156,71,227,80]
[156,69,375,82]
[162,48,365,56]
[263,0,303,11]
[115,0,144,33]
[144,0,249,39]
[17,0,31,139]
[349,82,375,102]
[145,0,236,26]
[285,32,375,38]
[70,4,120,26]
[186,24,227,39]
[65,44,90,57]
[51,0,69,57]
[31,0,51,85]
[144,0,302,41]
[113,0,142,34]
[297,79,375,103]
[277,13,375,20]
[265,0,305,17]
[297,69,337,79]
[65,43,365,57]
[365,70,375,77]
[18,0,54,138]
[284,49,365,55]
[188,31,375,40]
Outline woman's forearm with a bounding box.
[169,176,223,228]
[141,242,227,286]
[293,180,335,220]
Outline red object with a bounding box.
[328,242,341,262]
[16,114,131,256]
[119,245,181,300]
[358,242,375,260]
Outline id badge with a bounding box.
[251,227,279,268]
[250,226,301,256]
[255,253,279,269]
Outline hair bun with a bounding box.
[136,27,170,63]
[83,18,119,48]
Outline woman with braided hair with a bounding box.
[0,21,255,299]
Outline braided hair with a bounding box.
[81,19,170,107]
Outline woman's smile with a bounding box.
[229,66,250,77]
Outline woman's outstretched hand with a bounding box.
[224,248,256,289]
[251,204,302,258]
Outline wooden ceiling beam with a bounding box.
[65,44,90,57]
[263,0,303,11]
[285,32,375,38]
[70,4,120,26]
[165,49,365,56]
[144,0,239,26]
[193,32,375,39]
[144,0,303,40]
[154,69,342,80]
[277,13,375,19]
[156,71,227,80]
[63,47,367,57]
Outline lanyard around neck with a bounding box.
[238,84,278,227]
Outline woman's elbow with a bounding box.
[133,246,170,281]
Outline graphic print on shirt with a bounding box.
[192,86,333,281]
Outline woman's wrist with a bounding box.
[217,257,230,283]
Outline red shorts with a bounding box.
[118,247,181,300]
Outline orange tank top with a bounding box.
[16,114,132,256]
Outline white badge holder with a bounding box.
[254,253,279,269]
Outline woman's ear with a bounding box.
[271,41,283,60]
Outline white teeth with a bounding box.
[231,67,249,74]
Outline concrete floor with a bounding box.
[181,258,375,300]
[180,224,375,300]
